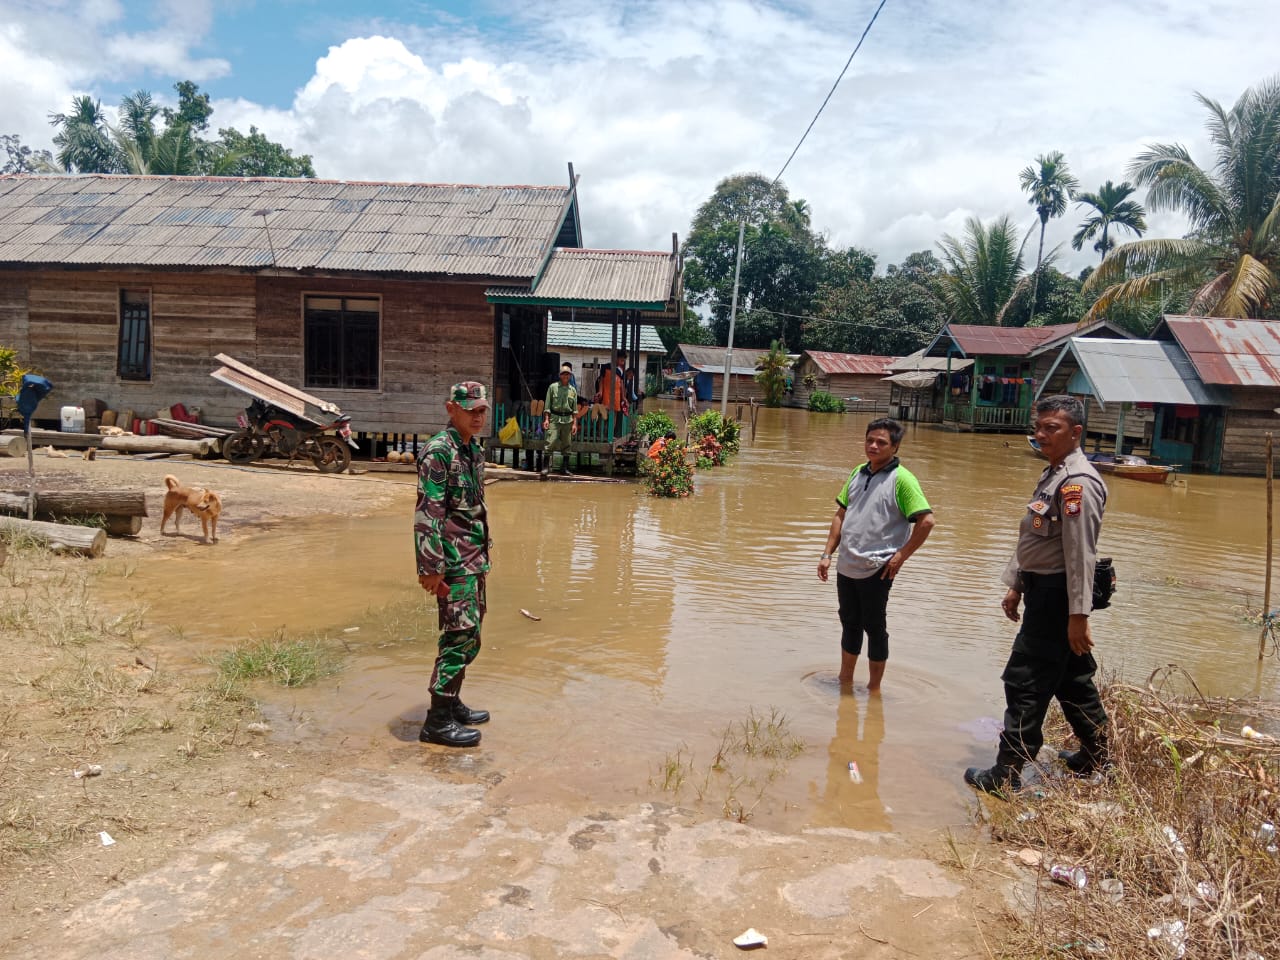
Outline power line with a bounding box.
[772,0,891,186]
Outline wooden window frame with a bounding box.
[117,288,152,382]
[302,293,382,391]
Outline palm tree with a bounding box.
[755,339,790,407]
[1085,77,1280,320]
[1019,151,1079,325]
[1072,181,1147,262]
[49,95,117,172]
[937,215,1027,325]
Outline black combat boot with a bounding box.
[451,699,490,725]
[1058,734,1109,776]
[963,763,1022,798]
[419,695,481,747]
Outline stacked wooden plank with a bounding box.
[1,428,221,458]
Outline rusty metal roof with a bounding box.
[210,352,343,422]
[487,248,679,308]
[801,351,894,376]
[1156,315,1280,387]
[927,323,1080,358]
[0,174,574,279]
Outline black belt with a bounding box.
[1021,571,1067,590]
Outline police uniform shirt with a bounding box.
[1001,446,1106,616]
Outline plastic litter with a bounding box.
[520,608,541,621]
[1146,919,1186,958]
[1257,821,1276,844]
[1162,825,1187,858]
[1195,880,1218,903]
[733,928,767,950]
[847,760,862,784]
[245,722,271,735]
[1241,725,1272,741]
[1049,864,1087,889]
[99,831,116,847]
[1057,939,1107,956]
[1016,809,1039,823]
[343,626,360,634]
[73,764,103,779]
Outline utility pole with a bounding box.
[720,220,746,420]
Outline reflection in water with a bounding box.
[815,691,889,831]
[107,402,1280,831]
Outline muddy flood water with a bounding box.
[107,402,1280,836]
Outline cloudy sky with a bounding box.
[2,0,1278,274]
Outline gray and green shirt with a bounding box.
[835,457,932,580]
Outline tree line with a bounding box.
[670,75,1280,356]
[2,81,314,178]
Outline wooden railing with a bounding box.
[943,402,1032,431]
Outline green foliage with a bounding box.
[47,82,315,178]
[0,346,31,396]
[683,173,826,349]
[635,410,676,440]
[658,303,716,352]
[754,339,790,407]
[807,391,846,413]
[1086,76,1280,321]
[717,416,741,454]
[1,134,53,174]
[1071,180,1147,261]
[641,441,694,497]
[1019,150,1079,326]
[688,409,741,457]
[937,215,1028,325]
[214,631,340,687]
[808,252,945,354]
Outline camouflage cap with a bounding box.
[449,381,490,410]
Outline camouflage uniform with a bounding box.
[415,424,490,699]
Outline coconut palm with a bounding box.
[1019,151,1079,325]
[1085,77,1280,320]
[937,215,1027,325]
[755,339,791,407]
[1071,181,1147,262]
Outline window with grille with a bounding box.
[118,289,151,381]
[304,296,380,390]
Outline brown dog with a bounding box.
[161,474,222,542]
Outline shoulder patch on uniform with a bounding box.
[1064,499,1082,516]
[1060,483,1083,495]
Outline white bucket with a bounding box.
[60,405,85,433]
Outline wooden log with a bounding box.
[0,516,106,557]
[105,515,143,537]
[0,434,27,458]
[2,429,217,457]
[0,489,148,517]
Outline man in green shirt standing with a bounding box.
[542,363,579,477]
[817,418,935,693]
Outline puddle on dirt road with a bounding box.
[107,403,1280,834]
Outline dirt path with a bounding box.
[0,454,1013,959]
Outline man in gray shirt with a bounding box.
[965,395,1109,796]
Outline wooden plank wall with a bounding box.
[1222,386,1280,476]
[0,269,496,435]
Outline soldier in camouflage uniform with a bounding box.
[415,381,493,748]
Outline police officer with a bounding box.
[415,381,493,748]
[964,395,1109,795]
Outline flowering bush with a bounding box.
[688,410,739,461]
[697,433,724,466]
[641,440,694,497]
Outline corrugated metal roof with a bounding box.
[884,348,974,373]
[1054,338,1230,407]
[487,248,679,307]
[547,319,665,352]
[209,352,343,422]
[0,174,573,279]
[802,350,894,376]
[1159,315,1280,387]
[930,323,1079,357]
[677,343,760,377]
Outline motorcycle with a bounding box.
[222,398,357,473]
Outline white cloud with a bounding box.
[4,0,1280,277]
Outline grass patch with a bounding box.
[652,706,805,823]
[213,630,342,687]
[980,666,1279,959]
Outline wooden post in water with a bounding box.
[1261,432,1273,660]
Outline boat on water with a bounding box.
[1025,436,1174,484]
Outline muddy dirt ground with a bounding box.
[0,453,1018,959]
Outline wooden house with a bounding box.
[0,173,681,460]
[1035,336,1229,470]
[881,349,974,423]
[923,320,1133,432]
[673,343,767,403]
[1153,315,1280,475]
[546,318,666,399]
[791,351,894,410]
